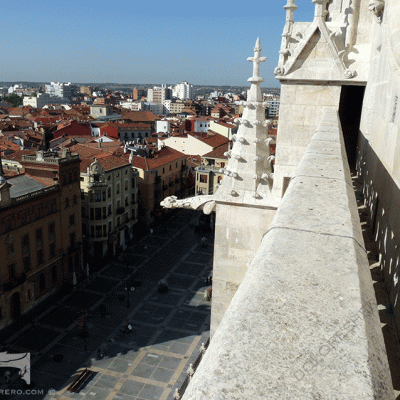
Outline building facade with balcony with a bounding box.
[79,155,139,260]
[195,144,228,195]
[0,149,83,330]
[127,146,188,224]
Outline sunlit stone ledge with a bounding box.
[182,109,394,400]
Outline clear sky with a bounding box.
[1,0,315,88]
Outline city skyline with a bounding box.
[2,0,315,88]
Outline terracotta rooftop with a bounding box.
[189,131,228,149]
[1,149,35,161]
[122,110,158,123]
[202,143,229,159]
[69,144,112,160]
[124,146,186,170]
[80,154,130,173]
[52,120,92,138]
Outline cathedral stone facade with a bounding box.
[163,1,400,398]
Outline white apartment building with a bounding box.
[147,85,172,104]
[120,100,144,111]
[45,82,78,99]
[266,98,280,117]
[173,81,194,100]
[23,93,70,108]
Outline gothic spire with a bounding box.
[214,38,275,203]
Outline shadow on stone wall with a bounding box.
[356,134,400,395]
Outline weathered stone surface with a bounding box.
[182,109,393,399]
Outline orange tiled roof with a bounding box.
[122,110,158,123]
[80,154,130,173]
[2,149,36,162]
[69,144,112,160]
[202,143,229,159]
[189,131,228,149]
[124,146,186,170]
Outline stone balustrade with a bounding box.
[182,109,394,399]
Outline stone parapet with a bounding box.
[182,109,394,399]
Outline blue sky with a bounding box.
[1,1,315,87]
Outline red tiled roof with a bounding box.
[186,155,202,168]
[124,146,186,170]
[189,131,228,149]
[2,149,36,162]
[122,110,158,123]
[80,154,130,172]
[202,143,229,159]
[52,120,91,139]
[69,144,111,160]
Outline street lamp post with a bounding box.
[125,286,135,308]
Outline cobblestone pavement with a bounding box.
[0,210,214,400]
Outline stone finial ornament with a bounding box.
[368,0,385,23]
[284,0,297,22]
[312,0,329,19]
[247,37,268,81]
[275,0,358,79]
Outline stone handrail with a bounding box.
[182,109,394,399]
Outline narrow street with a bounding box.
[1,210,214,400]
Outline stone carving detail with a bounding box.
[344,69,357,79]
[368,0,385,23]
[275,0,357,79]
[160,195,216,214]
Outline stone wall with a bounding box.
[182,109,393,399]
[211,204,275,337]
[272,82,341,197]
[356,0,400,336]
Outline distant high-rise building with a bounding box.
[173,81,194,100]
[147,85,172,104]
[80,86,92,96]
[45,82,78,99]
[133,88,145,100]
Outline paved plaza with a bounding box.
[0,210,213,400]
